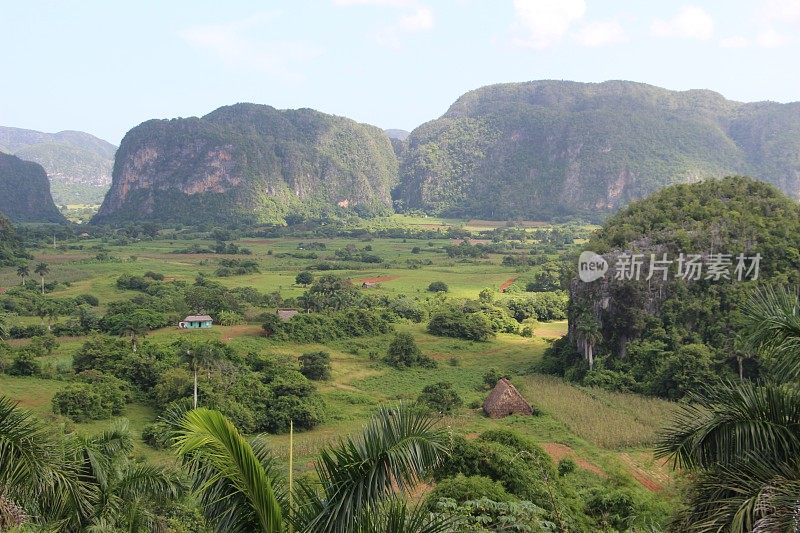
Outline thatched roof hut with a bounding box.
[483,378,533,418]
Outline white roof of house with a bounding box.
[183,315,213,322]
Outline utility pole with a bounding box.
[288,419,294,533]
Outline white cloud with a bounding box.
[719,35,749,48]
[179,13,322,80]
[759,0,800,24]
[573,19,627,47]
[651,6,714,40]
[756,28,792,47]
[511,0,587,49]
[398,6,434,31]
[336,0,434,48]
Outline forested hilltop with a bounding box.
[543,176,800,399]
[0,152,66,223]
[93,104,398,225]
[395,80,800,220]
[0,126,116,205]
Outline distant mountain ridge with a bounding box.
[0,152,66,223]
[93,103,398,225]
[394,80,800,220]
[0,126,116,205]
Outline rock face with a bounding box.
[0,152,66,223]
[0,127,116,204]
[395,80,800,220]
[93,104,399,225]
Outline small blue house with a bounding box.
[180,315,213,329]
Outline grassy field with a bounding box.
[0,219,676,505]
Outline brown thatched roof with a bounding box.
[483,378,533,418]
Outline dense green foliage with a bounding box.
[0,152,65,223]
[656,286,800,531]
[385,332,436,369]
[0,214,29,266]
[416,381,463,414]
[396,80,800,220]
[547,177,800,398]
[93,103,399,225]
[428,307,494,341]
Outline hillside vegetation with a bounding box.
[395,80,800,220]
[543,176,800,399]
[0,126,116,204]
[93,104,399,225]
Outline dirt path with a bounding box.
[353,275,399,284]
[542,443,607,478]
[618,453,665,492]
[499,277,517,292]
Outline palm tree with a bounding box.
[173,403,449,532]
[180,341,223,408]
[65,420,184,530]
[0,396,89,530]
[576,316,602,370]
[656,286,800,532]
[1,398,182,530]
[16,265,29,287]
[34,262,49,295]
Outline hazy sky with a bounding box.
[3,0,800,145]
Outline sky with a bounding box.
[2,0,800,145]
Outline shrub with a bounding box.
[483,368,508,389]
[52,384,106,422]
[217,310,245,326]
[417,381,463,414]
[8,350,40,376]
[424,474,515,510]
[298,351,331,381]
[428,308,493,341]
[427,281,449,293]
[558,458,577,476]
[295,271,314,286]
[521,326,534,337]
[385,332,436,369]
[142,422,171,449]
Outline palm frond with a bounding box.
[655,380,800,469]
[173,408,284,533]
[740,286,800,381]
[352,498,455,533]
[670,453,800,533]
[304,403,448,533]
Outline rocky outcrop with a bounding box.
[396,80,800,220]
[93,104,399,225]
[0,127,116,204]
[0,152,66,223]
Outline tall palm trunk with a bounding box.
[587,342,594,370]
[193,368,198,409]
[40,276,45,294]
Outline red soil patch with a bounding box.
[618,453,665,492]
[542,443,607,479]
[499,277,517,292]
[0,287,6,294]
[353,275,399,284]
